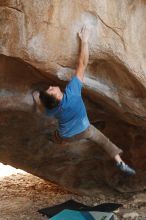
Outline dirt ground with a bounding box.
[0,165,146,220]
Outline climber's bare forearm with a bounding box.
[76,26,90,82]
[76,41,89,82]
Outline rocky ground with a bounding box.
[0,164,146,220]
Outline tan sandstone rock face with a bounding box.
[0,0,146,194]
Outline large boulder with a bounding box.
[0,0,146,194]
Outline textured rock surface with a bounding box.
[0,0,146,194]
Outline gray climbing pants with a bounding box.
[51,124,123,159]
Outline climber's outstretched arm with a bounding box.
[76,25,90,82]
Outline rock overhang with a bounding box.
[0,0,146,194]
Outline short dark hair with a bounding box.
[39,90,60,109]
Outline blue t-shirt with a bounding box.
[46,76,90,137]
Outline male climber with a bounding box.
[33,26,136,175]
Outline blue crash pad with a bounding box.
[49,209,114,220]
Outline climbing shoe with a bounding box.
[117,161,136,175]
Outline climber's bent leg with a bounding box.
[85,124,123,159]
